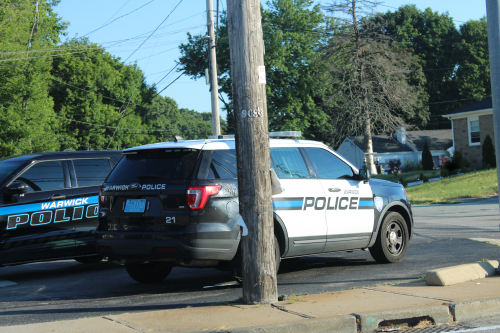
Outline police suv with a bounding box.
[96,132,413,283]
[0,151,122,266]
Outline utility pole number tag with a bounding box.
[242,108,263,118]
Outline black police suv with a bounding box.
[97,133,413,283]
[0,150,121,266]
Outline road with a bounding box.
[0,197,498,327]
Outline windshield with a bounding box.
[106,149,201,183]
[0,161,26,185]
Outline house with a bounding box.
[442,97,495,169]
[337,128,453,170]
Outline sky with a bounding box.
[54,0,487,121]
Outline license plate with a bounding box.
[124,199,146,213]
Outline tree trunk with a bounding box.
[227,0,278,304]
[363,108,377,175]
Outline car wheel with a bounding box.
[125,262,173,283]
[74,255,103,264]
[232,235,281,283]
[369,212,409,264]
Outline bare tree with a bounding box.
[318,0,428,174]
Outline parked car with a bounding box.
[0,150,122,266]
[97,133,413,283]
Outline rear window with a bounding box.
[106,149,201,183]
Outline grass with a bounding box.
[406,169,498,205]
[373,170,440,183]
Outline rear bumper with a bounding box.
[96,224,241,261]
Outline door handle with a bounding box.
[328,188,341,192]
[50,194,66,200]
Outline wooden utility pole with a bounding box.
[226,0,278,303]
[207,0,220,136]
[486,0,500,211]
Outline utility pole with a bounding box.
[227,0,278,304]
[207,0,220,136]
[486,0,500,211]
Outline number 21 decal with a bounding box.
[166,217,176,223]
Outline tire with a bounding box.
[369,212,409,264]
[74,255,103,264]
[125,262,173,283]
[232,235,281,282]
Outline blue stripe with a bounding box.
[272,200,303,208]
[358,200,374,207]
[0,196,98,216]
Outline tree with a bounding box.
[178,0,329,139]
[0,0,67,156]
[421,140,434,170]
[482,134,496,169]
[454,18,490,105]
[318,0,429,174]
[380,5,458,129]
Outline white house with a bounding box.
[337,128,453,170]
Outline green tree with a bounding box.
[421,140,434,170]
[380,5,459,128]
[0,0,67,156]
[318,0,428,174]
[178,0,329,139]
[454,18,490,105]
[482,134,496,169]
[50,37,154,150]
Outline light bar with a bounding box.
[269,131,301,138]
[208,135,235,139]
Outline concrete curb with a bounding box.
[426,261,499,286]
[450,298,500,321]
[231,316,356,333]
[354,306,451,333]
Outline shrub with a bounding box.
[399,177,408,187]
[418,161,423,170]
[402,159,418,172]
[422,175,429,183]
[419,172,424,180]
[422,140,434,170]
[388,159,402,175]
[443,151,463,174]
[440,168,449,178]
[482,134,496,169]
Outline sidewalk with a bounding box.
[3,263,500,333]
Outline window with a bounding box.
[107,150,201,183]
[305,148,353,179]
[16,161,65,192]
[270,148,310,179]
[207,150,238,179]
[468,118,480,145]
[73,159,111,187]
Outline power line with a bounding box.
[84,0,156,37]
[124,0,184,62]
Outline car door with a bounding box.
[0,160,75,264]
[303,147,374,252]
[69,158,113,256]
[270,146,327,257]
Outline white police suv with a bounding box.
[97,132,413,283]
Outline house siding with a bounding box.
[452,114,494,169]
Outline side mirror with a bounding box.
[358,168,370,182]
[7,181,29,194]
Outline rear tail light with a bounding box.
[99,190,111,210]
[187,185,222,210]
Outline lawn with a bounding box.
[373,170,441,183]
[405,169,498,205]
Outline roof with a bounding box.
[0,150,122,163]
[406,130,453,151]
[443,97,492,116]
[347,130,452,153]
[347,135,413,153]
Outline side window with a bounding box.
[270,148,310,179]
[16,161,65,192]
[208,150,238,179]
[305,148,353,179]
[73,159,111,187]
